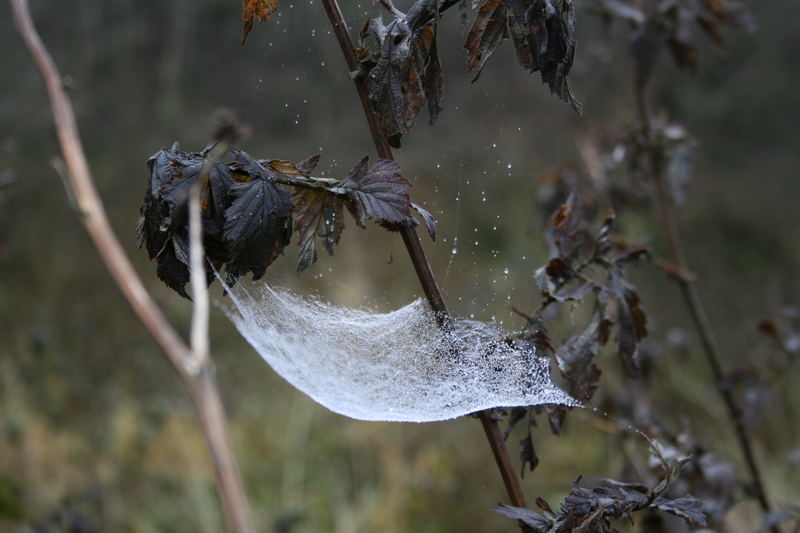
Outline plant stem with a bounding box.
[11,1,255,531]
[320,0,528,511]
[634,80,774,518]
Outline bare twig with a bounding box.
[11,1,255,531]
[319,0,528,512]
[634,80,774,520]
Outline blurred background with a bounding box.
[1,0,798,531]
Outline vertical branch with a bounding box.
[11,1,255,531]
[189,183,210,368]
[634,80,774,518]
[319,0,528,511]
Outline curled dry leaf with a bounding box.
[139,145,421,291]
[224,150,293,283]
[357,0,445,147]
[411,202,437,240]
[138,144,238,296]
[292,188,345,273]
[466,0,583,114]
[242,0,280,45]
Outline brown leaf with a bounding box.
[266,153,320,177]
[359,0,446,147]
[465,0,508,79]
[292,188,345,273]
[550,191,586,259]
[338,157,416,230]
[242,0,280,45]
[411,202,437,240]
[509,0,583,113]
[603,266,647,377]
[556,304,606,402]
[519,430,539,477]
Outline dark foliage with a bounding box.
[350,0,583,145]
[524,194,649,425]
[495,449,707,531]
[354,0,445,147]
[466,0,582,114]
[138,145,426,294]
[590,0,755,82]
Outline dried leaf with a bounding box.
[242,0,280,45]
[411,202,437,240]
[493,504,554,531]
[550,191,586,259]
[223,175,293,282]
[465,0,508,79]
[556,304,606,402]
[653,497,707,527]
[339,157,416,230]
[359,0,445,147]
[292,188,345,273]
[504,406,529,439]
[605,266,647,377]
[139,145,233,296]
[519,430,539,477]
[266,153,321,177]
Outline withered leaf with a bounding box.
[519,430,539,477]
[223,168,293,282]
[156,239,192,298]
[242,0,280,45]
[467,0,582,114]
[339,157,416,230]
[266,153,321,177]
[411,202,437,240]
[534,257,594,302]
[358,0,445,147]
[604,265,647,377]
[465,0,508,79]
[139,144,233,296]
[550,191,586,259]
[493,504,554,531]
[653,496,708,527]
[292,188,346,273]
[503,406,529,439]
[556,303,606,402]
[496,476,708,531]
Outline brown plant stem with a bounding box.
[635,81,773,518]
[320,0,528,511]
[11,1,255,531]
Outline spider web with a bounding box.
[222,282,578,422]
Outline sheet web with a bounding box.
[223,283,578,422]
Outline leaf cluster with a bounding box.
[352,0,582,146]
[494,453,707,532]
[355,0,445,148]
[466,0,582,113]
[138,144,435,296]
[590,0,755,83]
[524,193,649,428]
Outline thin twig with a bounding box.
[634,79,775,520]
[11,1,255,531]
[319,0,528,512]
